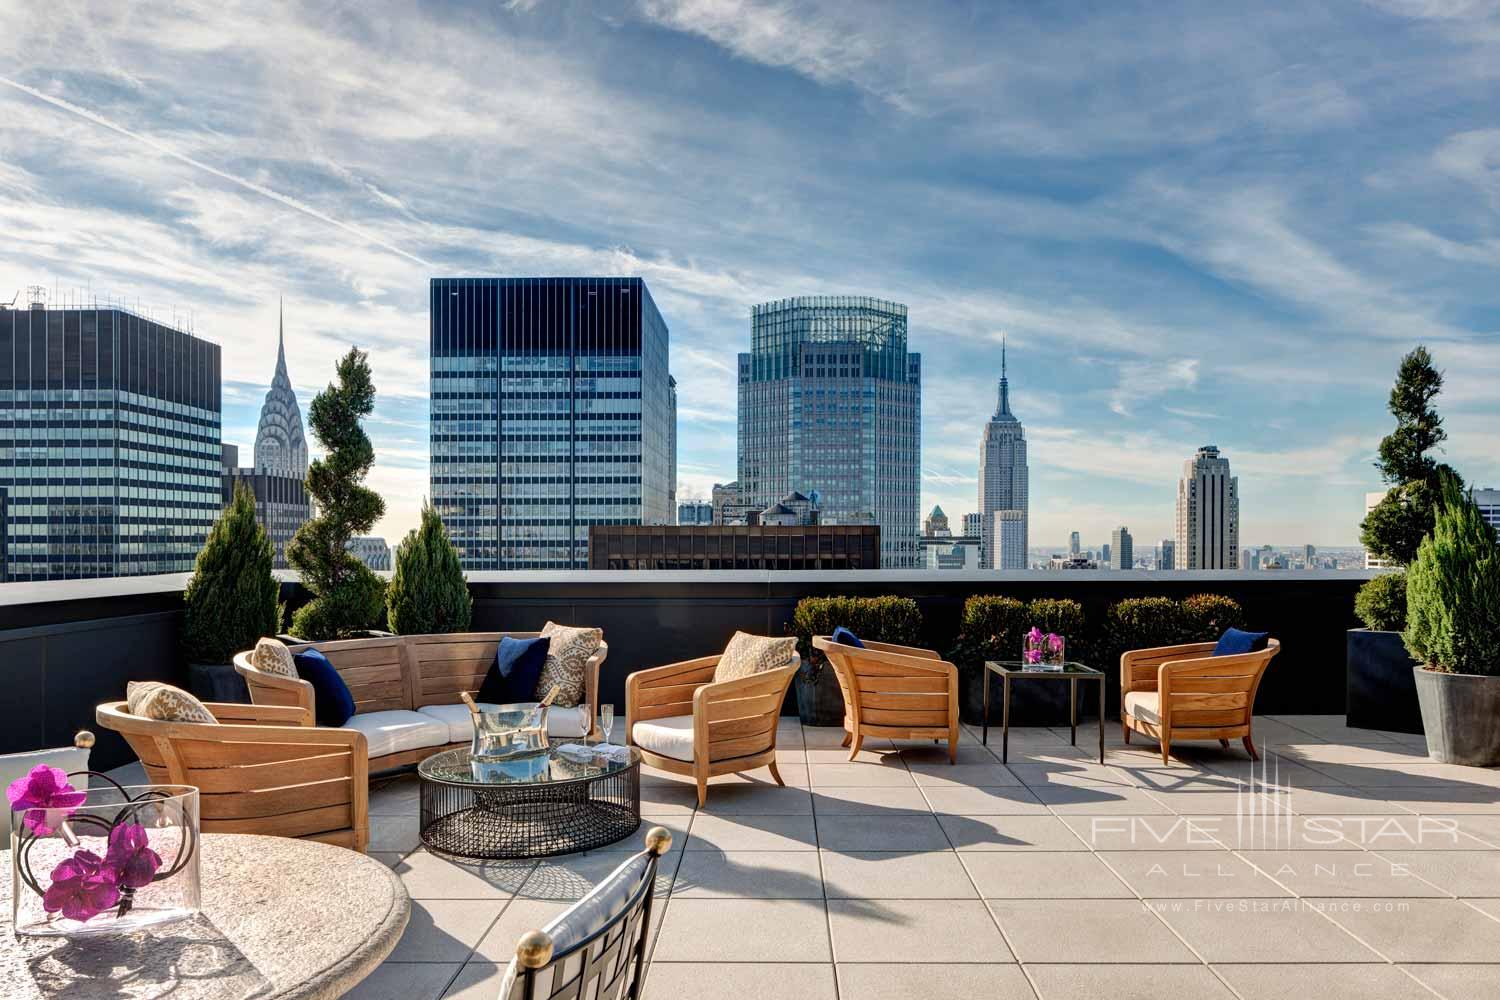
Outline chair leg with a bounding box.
[695,775,708,808]
[1219,739,1230,749]
[1122,722,1131,745]
[1243,735,1260,761]
[947,735,958,764]
[767,759,785,786]
[840,731,852,748]
[1160,734,1171,766]
[847,733,863,762]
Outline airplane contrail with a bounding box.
[0,75,432,268]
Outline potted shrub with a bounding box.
[181,482,283,701]
[1406,478,1500,765]
[1351,346,1460,732]
[286,348,387,640]
[790,596,923,725]
[387,501,472,634]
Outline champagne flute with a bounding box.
[600,704,615,745]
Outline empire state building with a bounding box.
[978,341,1028,570]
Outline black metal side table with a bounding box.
[982,660,1106,764]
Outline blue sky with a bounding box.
[2,0,1497,548]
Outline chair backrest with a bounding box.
[1159,640,1281,728]
[813,636,957,730]
[702,660,799,764]
[501,827,671,1000]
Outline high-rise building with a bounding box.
[924,505,951,537]
[1158,539,1175,570]
[221,303,311,568]
[1111,526,1133,569]
[678,499,714,525]
[978,341,1028,570]
[994,509,1028,569]
[962,512,982,538]
[1363,490,1396,569]
[346,535,391,571]
[1176,445,1239,570]
[667,374,678,522]
[1069,531,1081,557]
[429,278,673,569]
[0,299,221,580]
[737,296,920,567]
[710,482,741,525]
[1304,543,1317,570]
[1477,488,1500,536]
[1101,542,1111,566]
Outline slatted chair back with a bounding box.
[698,661,799,764]
[1158,640,1280,731]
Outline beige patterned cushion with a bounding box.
[125,681,218,724]
[536,623,602,708]
[251,637,297,677]
[713,633,797,683]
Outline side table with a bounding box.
[982,660,1106,764]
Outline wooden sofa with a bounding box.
[1121,639,1280,764]
[233,632,608,773]
[96,700,372,851]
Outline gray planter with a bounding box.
[1414,667,1500,766]
[795,663,845,726]
[1346,629,1422,734]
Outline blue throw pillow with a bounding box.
[293,648,357,727]
[830,626,865,648]
[478,636,550,705]
[1212,628,1270,657]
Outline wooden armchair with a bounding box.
[96,700,371,851]
[1120,640,1281,765]
[625,651,799,808]
[812,636,961,763]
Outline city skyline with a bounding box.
[3,2,1498,548]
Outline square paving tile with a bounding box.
[440,962,502,1000]
[1320,897,1500,961]
[387,899,507,963]
[1059,815,1227,851]
[654,899,831,962]
[392,850,530,899]
[346,962,460,1000]
[1101,851,1291,897]
[908,763,1024,787]
[1282,787,1404,815]
[921,785,1049,815]
[686,813,818,851]
[1024,963,1236,1000]
[672,851,825,898]
[1033,785,1175,815]
[1177,814,1359,851]
[471,899,571,963]
[817,814,951,852]
[518,852,679,901]
[835,963,1032,999]
[1151,899,1382,963]
[1337,814,1489,850]
[695,783,814,814]
[808,763,918,787]
[1402,963,1500,1000]
[1145,789,1294,816]
[810,786,933,814]
[962,851,1133,898]
[938,814,1088,851]
[644,962,837,1000]
[989,899,1198,963]
[821,850,977,898]
[828,899,1012,963]
[1375,850,1500,896]
[1009,762,1139,788]
[1212,963,1436,1000]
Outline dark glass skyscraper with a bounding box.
[0,301,222,580]
[429,277,673,570]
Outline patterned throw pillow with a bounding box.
[126,682,218,724]
[251,637,297,677]
[535,622,602,708]
[713,632,797,683]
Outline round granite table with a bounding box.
[1,833,410,1000]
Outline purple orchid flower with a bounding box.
[7,764,87,836]
[42,850,120,922]
[105,822,162,889]
[1025,626,1043,643]
[1022,648,1041,664]
[1047,633,1064,652]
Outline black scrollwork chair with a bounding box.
[499,826,672,1000]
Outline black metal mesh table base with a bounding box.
[419,762,641,859]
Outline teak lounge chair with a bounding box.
[812,636,961,763]
[1120,639,1281,764]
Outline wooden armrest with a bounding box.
[204,702,314,727]
[859,639,940,659]
[583,642,610,739]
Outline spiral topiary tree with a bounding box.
[387,500,472,635]
[181,482,282,663]
[287,347,387,640]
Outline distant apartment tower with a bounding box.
[1069,531,1081,557]
[1304,543,1317,570]
[0,299,221,580]
[710,482,740,525]
[346,536,391,571]
[738,296,920,567]
[924,505,951,537]
[220,304,311,568]
[1158,539,1175,570]
[978,342,1028,569]
[1111,527,1133,569]
[429,278,673,569]
[678,499,714,525]
[1101,542,1111,566]
[1176,445,1239,570]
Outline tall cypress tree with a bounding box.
[387,501,472,635]
[287,347,387,639]
[182,482,282,663]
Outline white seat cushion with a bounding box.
[1123,691,1161,725]
[631,715,695,762]
[417,703,593,743]
[342,710,451,760]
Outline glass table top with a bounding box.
[985,660,1102,677]
[418,742,640,788]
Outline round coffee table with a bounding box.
[1,833,409,1000]
[419,743,641,860]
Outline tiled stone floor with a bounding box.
[326,715,1500,999]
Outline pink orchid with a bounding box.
[7,764,86,836]
[1047,633,1064,652]
[42,850,120,922]
[105,822,162,889]
[1025,626,1043,643]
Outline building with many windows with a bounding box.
[587,523,878,570]
[1477,488,1500,536]
[429,278,674,569]
[1176,445,1239,570]
[1158,539,1175,570]
[0,299,221,580]
[346,535,391,571]
[1111,526,1133,570]
[978,342,1028,569]
[737,296,920,567]
[677,499,713,525]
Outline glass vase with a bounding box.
[10,779,200,937]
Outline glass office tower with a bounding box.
[738,296,921,567]
[430,277,673,570]
[0,302,222,580]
